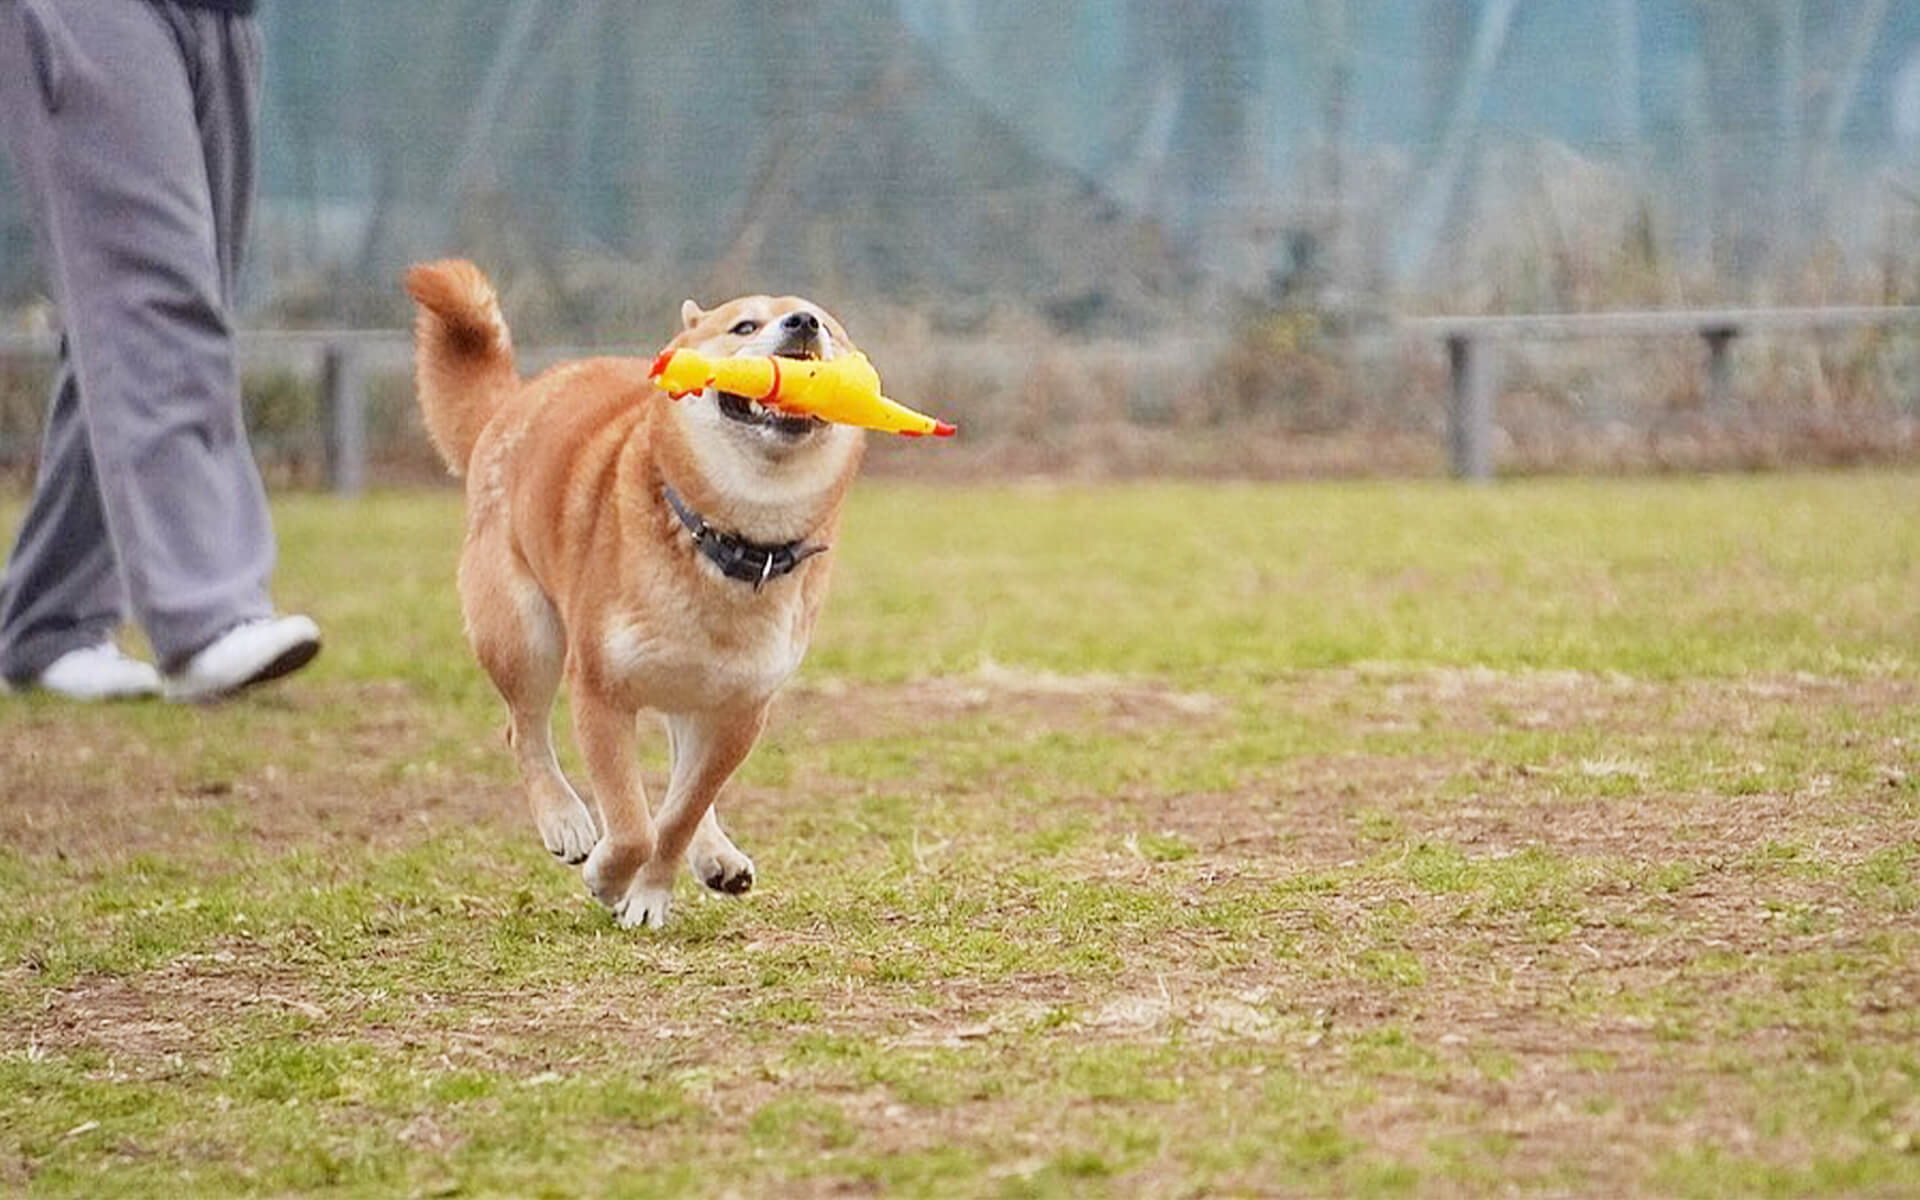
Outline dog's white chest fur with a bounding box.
[599,599,807,712]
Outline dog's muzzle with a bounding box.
[716,312,829,437]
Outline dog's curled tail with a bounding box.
[405,259,515,477]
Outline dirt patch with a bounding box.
[0,681,517,868]
[778,660,1223,742]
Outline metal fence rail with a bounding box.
[1399,306,1920,480]
[6,306,1918,489]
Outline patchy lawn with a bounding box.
[2,474,1916,1196]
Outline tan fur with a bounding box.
[408,259,866,928]
[405,259,516,476]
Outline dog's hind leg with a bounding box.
[666,715,758,896]
[463,557,599,864]
[633,704,767,923]
[687,805,756,896]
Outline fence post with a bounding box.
[1446,332,1495,481]
[1702,325,1739,415]
[320,342,366,495]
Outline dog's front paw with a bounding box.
[690,843,755,896]
[611,883,674,930]
[582,836,648,907]
[537,800,600,865]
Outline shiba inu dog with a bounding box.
[406,260,865,928]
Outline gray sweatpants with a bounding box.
[0,0,274,681]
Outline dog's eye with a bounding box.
[729,319,760,336]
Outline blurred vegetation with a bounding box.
[3,2,1917,482]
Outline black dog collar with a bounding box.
[663,484,828,590]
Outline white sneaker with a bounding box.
[163,615,321,702]
[31,641,163,701]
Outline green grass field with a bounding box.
[2,473,1916,1197]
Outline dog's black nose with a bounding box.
[781,311,821,335]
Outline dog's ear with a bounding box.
[679,299,705,331]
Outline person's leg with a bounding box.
[0,2,129,684]
[156,3,321,701]
[0,0,275,673]
[185,3,260,329]
[0,355,130,684]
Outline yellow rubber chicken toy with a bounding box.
[649,348,957,438]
